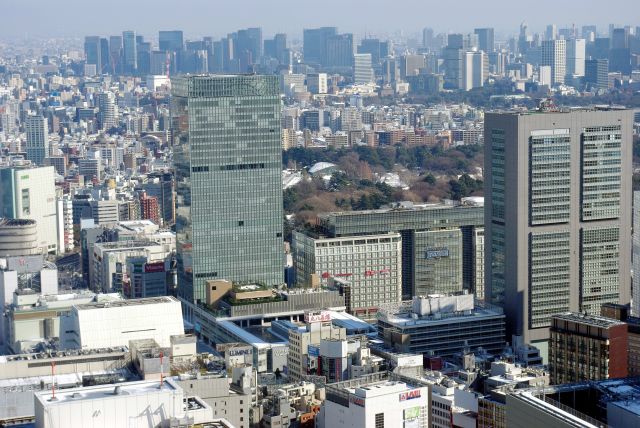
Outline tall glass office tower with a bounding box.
[171,75,284,304]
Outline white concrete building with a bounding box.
[354,53,374,84]
[321,379,429,428]
[541,39,566,85]
[60,296,184,350]
[0,166,58,254]
[91,240,170,291]
[293,232,402,317]
[56,196,74,253]
[33,379,231,428]
[566,38,586,78]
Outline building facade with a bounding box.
[317,202,484,300]
[293,232,402,316]
[485,109,632,357]
[377,294,506,358]
[549,312,628,385]
[0,166,58,254]
[171,75,284,304]
[25,115,49,165]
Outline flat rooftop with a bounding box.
[75,296,178,311]
[379,305,503,327]
[317,201,474,218]
[553,312,627,329]
[36,379,179,405]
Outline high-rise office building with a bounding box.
[485,108,632,359]
[303,27,337,65]
[0,165,58,254]
[474,28,495,53]
[136,39,151,75]
[143,172,175,226]
[264,33,287,64]
[585,58,609,90]
[422,27,434,50]
[25,115,49,165]
[325,33,354,69]
[159,30,184,52]
[566,38,586,77]
[108,35,123,74]
[546,24,558,41]
[443,47,463,89]
[235,27,262,66]
[96,92,118,131]
[171,75,284,304]
[84,36,103,73]
[315,202,484,300]
[582,25,597,42]
[462,51,488,91]
[122,30,137,74]
[353,53,374,84]
[541,39,566,85]
[357,38,388,73]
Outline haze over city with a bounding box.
[0,0,636,38]
[0,1,640,427]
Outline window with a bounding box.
[238,220,244,226]
[375,413,384,428]
[21,189,30,215]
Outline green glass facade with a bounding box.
[171,75,284,304]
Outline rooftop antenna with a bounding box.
[50,361,57,401]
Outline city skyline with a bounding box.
[1,0,637,39]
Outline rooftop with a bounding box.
[553,312,627,329]
[317,200,475,218]
[36,379,179,405]
[75,296,178,311]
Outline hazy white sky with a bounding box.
[1,0,637,39]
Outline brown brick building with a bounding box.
[549,312,628,385]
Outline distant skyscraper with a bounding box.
[96,92,118,131]
[546,24,558,40]
[303,27,337,65]
[122,30,137,74]
[235,27,262,65]
[422,27,434,50]
[108,35,123,74]
[357,38,388,72]
[582,25,597,42]
[171,75,284,304]
[485,109,632,359]
[325,33,353,69]
[159,30,184,52]
[136,39,151,75]
[474,28,495,53]
[84,36,102,72]
[585,58,609,90]
[353,53,374,84]
[25,115,49,165]
[264,33,287,64]
[462,51,488,90]
[541,39,566,85]
[566,38,586,77]
[443,47,463,89]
